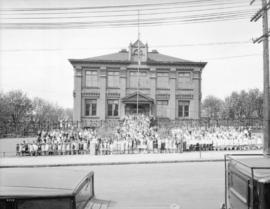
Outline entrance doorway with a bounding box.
[125,103,150,115]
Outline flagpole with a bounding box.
[136,10,141,115]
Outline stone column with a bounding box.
[193,68,201,119]
[198,70,202,119]
[169,68,176,120]
[120,67,127,118]
[73,66,82,123]
[150,67,156,117]
[99,66,107,120]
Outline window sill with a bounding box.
[106,117,120,119]
[107,87,120,89]
[128,88,150,90]
[82,116,99,119]
[157,88,170,90]
[84,86,99,89]
[176,88,193,91]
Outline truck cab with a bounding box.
[225,155,270,209]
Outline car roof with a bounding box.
[230,157,270,183]
[0,167,93,198]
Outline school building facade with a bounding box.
[69,40,207,125]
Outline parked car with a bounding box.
[0,167,94,209]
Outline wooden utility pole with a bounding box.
[251,0,270,156]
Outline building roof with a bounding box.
[69,41,207,67]
[81,51,129,62]
[77,51,193,63]
[0,168,93,198]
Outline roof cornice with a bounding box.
[69,59,207,68]
[69,59,131,65]
[147,61,207,68]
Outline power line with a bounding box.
[0,52,262,61]
[205,53,261,60]
[0,1,254,17]
[0,12,254,29]
[0,18,250,29]
[0,0,250,12]
[0,44,261,61]
[1,3,252,16]
[0,0,259,30]
[1,6,255,20]
[155,40,252,48]
[2,9,253,23]
[0,40,252,52]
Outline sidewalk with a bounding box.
[0,150,262,168]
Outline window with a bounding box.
[108,71,119,88]
[85,99,97,116]
[139,72,148,88]
[129,71,148,88]
[157,72,169,89]
[178,72,191,83]
[230,173,249,204]
[157,100,169,117]
[85,71,98,87]
[129,72,137,88]
[157,100,168,105]
[108,100,119,116]
[178,101,189,117]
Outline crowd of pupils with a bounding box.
[16,115,263,156]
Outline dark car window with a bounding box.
[0,199,16,209]
[17,198,71,209]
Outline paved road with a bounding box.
[64,162,225,209]
[0,150,261,168]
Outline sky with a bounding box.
[0,0,265,108]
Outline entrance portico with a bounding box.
[122,92,154,116]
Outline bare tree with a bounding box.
[223,89,263,120]
[4,90,33,133]
[202,95,224,119]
